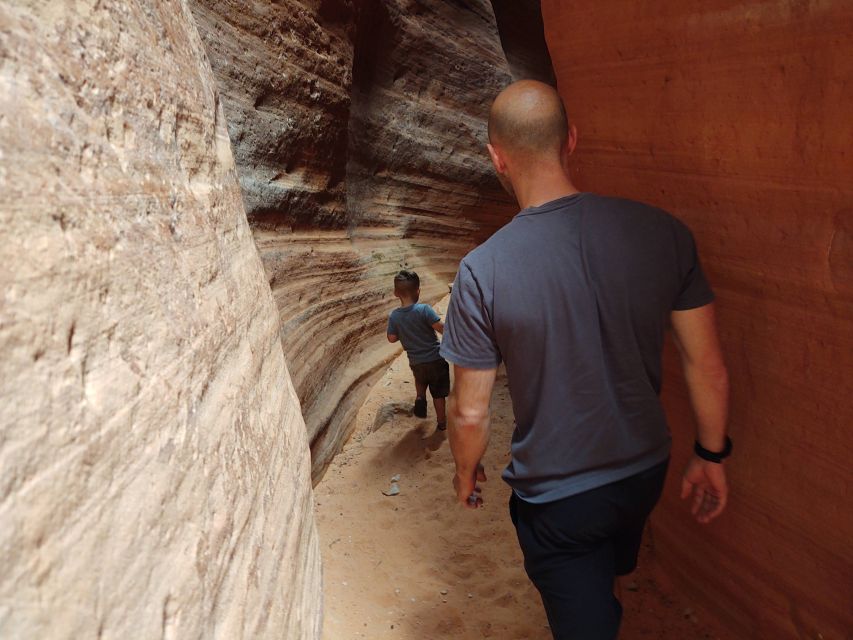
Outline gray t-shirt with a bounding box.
[388,303,442,365]
[440,193,715,503]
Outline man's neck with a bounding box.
[512,168,579,210]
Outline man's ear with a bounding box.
[560,125,578,171]
[487,143,507,175]
[566,124,578,156]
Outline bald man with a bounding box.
[440,81,731,639]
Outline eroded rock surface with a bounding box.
[191,0,517,479]
[0,1,320,637]
[543,1,853,637]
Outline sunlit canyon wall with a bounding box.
[0,1,320,637]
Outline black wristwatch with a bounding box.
[694,436,733,463]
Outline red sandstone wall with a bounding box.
[543,2,853,638]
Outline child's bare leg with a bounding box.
[414,380,428,401]
[432,398,447,431]
[434,397,447,429]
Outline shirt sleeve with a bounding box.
[439,260,502,369]
[387,313,397,335]
[673,222,716,310]
[422,305,441,325]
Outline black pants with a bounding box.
[509,460,669,640]
[410,358,450,398]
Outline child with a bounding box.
[386,270,449,431]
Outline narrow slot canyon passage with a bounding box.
[1,1,851,639]
[315,300,727,639]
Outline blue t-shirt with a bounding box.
[387,303,442,365]
[440,193,715,504]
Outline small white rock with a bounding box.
[382,482,400,496]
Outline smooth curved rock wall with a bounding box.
[191,0,517,479]
[543,1,853,638]
[0,1,320,637]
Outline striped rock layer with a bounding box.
[190,0,523,479]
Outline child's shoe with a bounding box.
[436,421,447,431]
[413,397,427,418]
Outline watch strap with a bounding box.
[694,436,733,463]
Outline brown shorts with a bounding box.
[410,358,450,399]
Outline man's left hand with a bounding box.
[454,464,487,509]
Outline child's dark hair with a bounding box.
[394,270,420,298]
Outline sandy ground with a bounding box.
[315,306,725,639]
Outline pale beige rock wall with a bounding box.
[191,0,517,480]
[0,1,320,637]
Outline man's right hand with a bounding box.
[454,464,487,509]
[681,455,728,524]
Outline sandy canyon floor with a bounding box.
[315,304,726,639]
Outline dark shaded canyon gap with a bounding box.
[191,0,520,480]
[542,1,853,638]
[489,0,556,85]
[0,0,320,637]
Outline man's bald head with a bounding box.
[488,80,569,162]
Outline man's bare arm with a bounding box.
[432,321,444,334]
[448,365,497,509]
[671,302,730,524]
[671,303,729,450]
[387,333,399,343]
